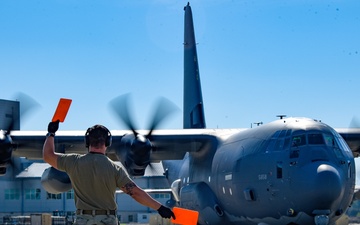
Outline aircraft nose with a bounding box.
[294,163,343,209]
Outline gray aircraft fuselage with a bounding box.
[159,4,356,225]
[163,117,355,225]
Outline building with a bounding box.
[0,157,171,224]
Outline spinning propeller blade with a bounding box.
[3,92,40,135]
[108,94,179,176]
[109,94,179,136]
[109,93,138,135]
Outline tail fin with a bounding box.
[183,3,206,129]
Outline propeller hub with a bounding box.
[0,131,5,141]
[136,134,147,143]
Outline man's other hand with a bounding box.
[157,205,176,219]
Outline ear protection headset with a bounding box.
[85,125,112,148]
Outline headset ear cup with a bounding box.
[106,129,112,147]
[85,128,90,148]
[85,135,89,148]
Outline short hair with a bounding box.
[85,125,112,148]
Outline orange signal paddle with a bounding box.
[52,98,72,122]
[171,207,199,225]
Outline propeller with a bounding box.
[2,92,41,133]
[109,93,138,135]
[349,116,360,129]
[147,96,180,137]
[0,92,40,175]
[109,93,179,137]
[337,115,360,157]
[109,93,179,176]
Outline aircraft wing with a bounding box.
[10,129,241,161]
[11,128,358,160]
[335,128,360,157]
[10,131,88,159]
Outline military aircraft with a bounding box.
[1,2,359,225]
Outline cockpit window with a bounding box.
[324,133,345,158]
[278,130,287,138]
[265,130,292,152]
[337,135,352,154]
[308,133,325,145]
[324,133,336,147]
[292,134,306,146]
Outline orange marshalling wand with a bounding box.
[171,207,199,225]
[52,98,72,122]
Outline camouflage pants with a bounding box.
[74,214,118,225]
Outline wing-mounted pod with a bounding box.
[41,167,72,193]
[41,142,72,193]
[109,94,178,176]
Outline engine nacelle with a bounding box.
[117,133,151,176]
[41,167,72,194]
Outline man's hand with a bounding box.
[157,205,176,219]
[44,120,61,168]
[48,120,60,134]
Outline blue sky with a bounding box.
[1,0,360,132]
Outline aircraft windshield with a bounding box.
[323,133,336,147]
[292,133,333,146]
[266,129,352,156]
[292,134,306,146]
[332,131,352,154]
[291,131,351,158]
[308,133,325,145]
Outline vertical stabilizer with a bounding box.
[183,3,206,129]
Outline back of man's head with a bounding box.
[85,125,111,148]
